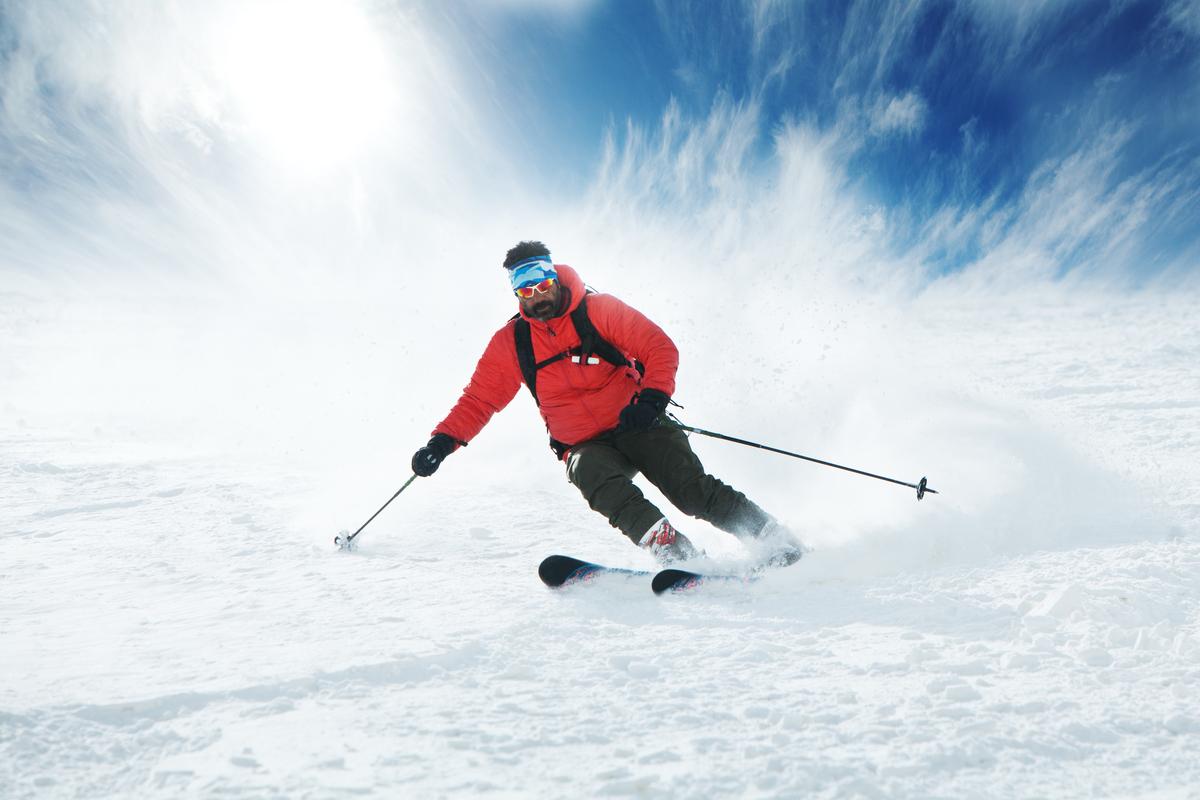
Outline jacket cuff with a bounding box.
[638,388,671,411]
[430,431,468,451]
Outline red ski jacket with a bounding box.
[433,264,678,455]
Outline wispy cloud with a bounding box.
[869,92,927,138]
[1166,0,1200,36]
[641,0,1199,278]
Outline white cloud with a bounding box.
[1166,0,1200,37]
[869,91,928,137]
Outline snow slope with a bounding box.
[2,284,1198,798]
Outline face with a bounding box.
[518,280,563,321]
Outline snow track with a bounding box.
[2,444,1198,797]
[3,287,1198,797]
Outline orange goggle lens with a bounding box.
[515,278,556,299]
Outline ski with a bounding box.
[651,568,757,594]
[652,546,807,594]
[538,554,651,588]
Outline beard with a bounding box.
[530,299,557,320]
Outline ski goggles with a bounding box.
[515,278,556,298]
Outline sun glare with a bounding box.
[218,0,394,172]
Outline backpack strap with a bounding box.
[570,294,631,370]
[512,315,540,405]
[513,316,578,407]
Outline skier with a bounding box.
[410,241,802,565]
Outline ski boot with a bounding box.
[753,519,809,568]
[639,517,700,565]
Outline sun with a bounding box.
[216,0,395,172]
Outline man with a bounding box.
[411,241,800,565]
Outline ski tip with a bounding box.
[538,554,589,588]
[652,568,703,595]
[539,555,653,588]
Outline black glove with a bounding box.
[617,389,670,433]
[411,433,458,477]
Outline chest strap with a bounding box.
[513,293,637,407]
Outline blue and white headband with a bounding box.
[508,255,557,291]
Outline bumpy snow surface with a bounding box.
[2,289,1198,798]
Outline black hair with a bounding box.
[503,240,551,269]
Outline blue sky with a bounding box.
[0,0,1197,284]
[451,0,1199,276]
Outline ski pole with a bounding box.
[669,417,938,500]
[335,473,418,550]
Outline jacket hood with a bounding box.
[517,263,585,323]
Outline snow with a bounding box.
[2,281,1198,798]
[2,0,1197,793]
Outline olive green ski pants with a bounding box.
[565,418,770,544]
